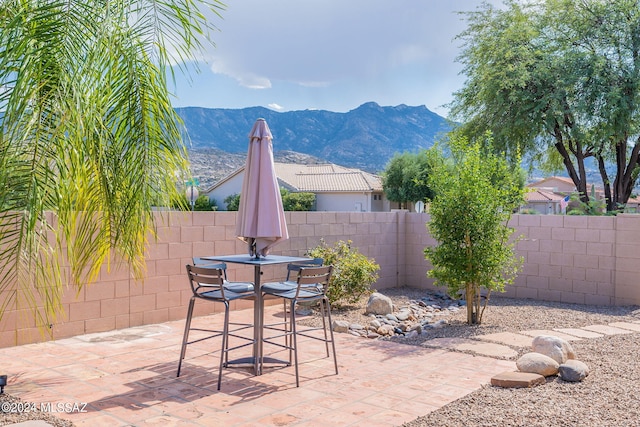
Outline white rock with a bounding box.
[516,352,559,377]
[532,335,576,364]
[332,320,350,333]
[396,310,411,321]
[366,292,393,315]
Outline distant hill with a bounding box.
[178,102,452,179]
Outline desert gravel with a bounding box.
[322,287,640,427]
[2,287,640,427]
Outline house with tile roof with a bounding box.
[522,176,576,214]
[527,176,576,193]
[205,163,389,211]
[521,188,567,214]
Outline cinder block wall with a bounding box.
[1,211,639,348]
[403,213,640,306]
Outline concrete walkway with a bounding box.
[2,306,639,427]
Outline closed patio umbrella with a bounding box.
[236,118,289,258]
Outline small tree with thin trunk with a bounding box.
[424,135,525,325]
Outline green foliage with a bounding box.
[307,239,379,307]
[0,0,224,324]
[224,193,240,211]
[171,193,215,211]
[451,0,640,211]
[281,188,315,211]
[382,151,435,206]
[566,193,606,216]
[424,135,525,325]
[194,195,217,211]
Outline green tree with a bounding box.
[281,188,315,211]
[224,193,241,211]
[451,0,640,212]
[0,0,223,325]
[424,136,525,325]
[382,151,435,208]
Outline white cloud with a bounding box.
[268,103,284,111]
[174,0,505,113]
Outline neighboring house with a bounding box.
[527,176,577,194]
[521,188,566,214]
[524,176,576,214]
[205,162,389,212]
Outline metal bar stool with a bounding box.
[261,265,338,387]
[176,263,255,390]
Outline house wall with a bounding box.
[521,202,560,215]
[315,192,372,212]
[207,173,244,210]
[2,211,640,348]
[371,193,385,212]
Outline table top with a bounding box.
[202,254,310,266]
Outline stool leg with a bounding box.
[324,297,338,375]
[218,302,230,390]
[177,297,196,377]
[290,299,300,387]
[319,299,330,357]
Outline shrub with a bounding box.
[307,239,379,306]
[224,193,240,211]
[281,189,315,211]
[194,195,217,211]
[519,208,538,214]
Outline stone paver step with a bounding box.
[608,322,640,333]
[519,329,583,342]
[426,337,518,358]
[476,332,534,348]
[553,328,603,339]
[490,371,546,388]
[581,324,634,335]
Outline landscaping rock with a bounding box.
[532,335,576,364]
[516,352,560,376]
[366,292,393,315]
[377,324,395,336]
[491,371,546,388]
[332,320,350,333]
[559,359,589,382]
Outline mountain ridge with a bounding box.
[178,102,452,186]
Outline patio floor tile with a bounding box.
[1,306,514,427]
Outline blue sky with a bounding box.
[169,0,500,118]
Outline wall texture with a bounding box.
[2,211,639,348]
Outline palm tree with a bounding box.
[0,0,223,327]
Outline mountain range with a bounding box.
[178,102,452,188]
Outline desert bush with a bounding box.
[307,239,379,306]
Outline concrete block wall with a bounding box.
[402,213,640,307]
[507,214,618,305]
[0,211,403,347]
[2,210,640,348]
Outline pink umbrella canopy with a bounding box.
[236,118,289,258]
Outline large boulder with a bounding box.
[516,352,560,377]
[532,335,576,364]
[365,292,393,315]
